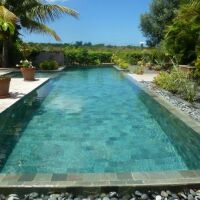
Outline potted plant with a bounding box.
[17,60,35,81]
[0,76,11,98]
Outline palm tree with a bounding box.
[0,5,18,67]
[0,0,78,67]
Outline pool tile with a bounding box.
[34,174,52,182]
[126,180,143,185]
[110,180,126,186]
[179,170,197,178]
[2,174,21,182]
[51,174,68,181]
[18,174,35,182]
[117,173,133,180]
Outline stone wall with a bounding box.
[33,51,65,66]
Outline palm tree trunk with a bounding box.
[2,40,9,68]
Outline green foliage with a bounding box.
[111,54,129,69]
[64,47,112,65]
[154,68,196,102]
[164,0,200,64]
[16,59,32,68]
[194,55,200,80]
[140,0,180,46]
[132,66,144,75]
[39,60,59,70]
[1,0,78,41]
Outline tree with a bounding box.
[0,0,78,67]
[0,5,18,67]
[164,0,200,64]
[140,0,180,47]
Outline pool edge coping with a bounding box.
[0,170,200,188]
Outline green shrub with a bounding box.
[154,68,196,102]
[194,55,200,80]
[64,47,112,65]
[112,54,129,69]
[39,60,59,70]
[132,66,144,75]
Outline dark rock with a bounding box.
[121,194,131,200]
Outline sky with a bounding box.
[22,0,151,46]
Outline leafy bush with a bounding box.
[64,47,112,65]
[39,60,59,70]
[132,66,144,75]
[154,68,196,102]
[194,55,200,80]
[112,54,129,69]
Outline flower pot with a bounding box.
[20,67,36,81]
[0,77,11,98]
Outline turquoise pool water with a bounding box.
[0,67,200,173]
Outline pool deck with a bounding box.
[0,78,49,114]
[128,70,158,82]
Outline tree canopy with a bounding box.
[140,0,180,47]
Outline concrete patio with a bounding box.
[0,78,49,113]
[128,69,158,82]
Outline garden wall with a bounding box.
[34,51,65,66]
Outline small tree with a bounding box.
[0,5,18,67]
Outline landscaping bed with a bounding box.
[2,188,200,200]
[140,81,200,122]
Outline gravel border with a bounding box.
[2,188,200,200]
[140,81,200,122]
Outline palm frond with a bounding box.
[22,18,61,41]
[30,4,78,23]
[0,5,18,23]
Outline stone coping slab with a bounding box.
[0,78,49,114]
[128,71,158,82]
[0,170,200,188]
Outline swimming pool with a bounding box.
[0,67,200,173]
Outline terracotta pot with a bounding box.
[0,77,11,98]
[20,67,36,81]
